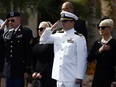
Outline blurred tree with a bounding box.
[99,0,116,39]
[111,0,116,28]
[86,0,97,76]
[99,0,111,17]
[36,0,63,25]
[0,0,37,20]
[87,0,97,51]
[70,0,88,19]
[0,0,90,22]
[0,0,63,24]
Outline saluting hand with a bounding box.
[99,44,110,53]
[51,20,59,31]
[0,19,8,30]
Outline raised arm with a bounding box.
[0,19,7,30]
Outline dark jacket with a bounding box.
[3,25,33,78]
[87,38,116,87]
[74,18,87,41]
[31,37,56,87]
[0,30,5,72]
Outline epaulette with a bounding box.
[55,29,64,33]
[74,32,83,37]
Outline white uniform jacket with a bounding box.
[40,28,87,82]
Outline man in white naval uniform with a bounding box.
[40,11,87,87]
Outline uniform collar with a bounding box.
[14,25,21,32]
[64,28,76,34]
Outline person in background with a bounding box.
[61,1,88,41]
[87,17,116,87]
[32,21,56,87]
[31,21,52,47]
[40,11,87,87]
[1,12,33,87]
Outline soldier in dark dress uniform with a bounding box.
[87,17,116,87]
[2,12,33,87]
[32,21,56,87]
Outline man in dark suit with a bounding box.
[61,1,88,41]
[1,12,33,87]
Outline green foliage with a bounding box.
[96,0,101,18]
[71,0,87,6]
[73,2,88,19]
[68,0,89,19]
[0,0,100,24]
[36,0,63,24]
[70,0,100,19]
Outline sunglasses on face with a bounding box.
[61,20,69,23]
[98,26,110,30]
[38,27,45,31]
[8,19,15,23]
[61,20,74,23]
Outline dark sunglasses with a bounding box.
[38,27,45,31]
[8,19,15,23]
[98,26,109,30]
[61,20,69,23]
[61,20,74,23]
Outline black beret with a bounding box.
[97,16,110,27]
[6,12,20,19]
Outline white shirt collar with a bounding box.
[101,36,112,44]
[14,25,21,32]
[64,28,76,34]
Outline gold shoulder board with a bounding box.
[74,32,83,36]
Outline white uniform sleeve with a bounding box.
[76,36,87,80]
[40,27,54,44]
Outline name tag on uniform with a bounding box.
[16,34,23,38]
[67,38,74,43]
